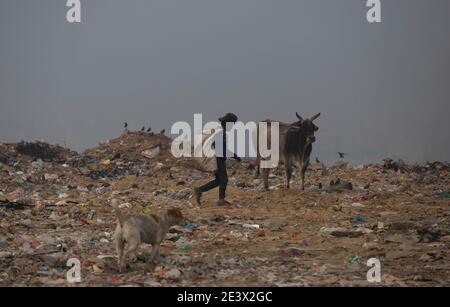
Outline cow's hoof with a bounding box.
[151,258,160,265]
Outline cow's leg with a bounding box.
[262,167,269,190]
[284,160,292,189]
[300,162,308,191]
[256,155,261,176]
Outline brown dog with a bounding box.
[111,199,184,272]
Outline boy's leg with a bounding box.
[198,173,220,192]
[194,169,220,205]
[216,158,228,202]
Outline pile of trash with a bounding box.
[0,133,449,287]
[83,130,172,161]
[15,141,75,162]
[0,141,77,165]
[67,131,187,181]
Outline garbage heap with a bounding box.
[0,132,449,286]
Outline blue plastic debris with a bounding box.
[351,215,367,223]
[185,222,196,230]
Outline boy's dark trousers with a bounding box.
[198,157,228,200]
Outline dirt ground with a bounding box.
[0,131,449,287]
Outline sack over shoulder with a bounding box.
[191,129,221,173]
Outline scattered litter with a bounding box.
[167,190,190,199]
[279,247,304,257]
[438,192,450,199]
[118,202,132,209]
[270,224,284,231]
[320,227,372,237]
[242,224,260,230]
[256,229,265,237]
[350,215,368,223]
[141,147,161,159]
[179,242,193,251]
[0,200,30,210]
[163,268,182,280]
[350,255,362,263]
[211,215,225,222]
[185,222,196,230]
[350,202,366,208]
[0,132,447,287]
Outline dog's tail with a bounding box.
[111,199,125,227]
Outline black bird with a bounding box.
[337,152,347,159]
[315,157,321,163]
[141,126,145,132]
[146,126,152,133]
[124,122,128,129]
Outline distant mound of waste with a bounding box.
[15,141,77,162]
[83,130,172,162]
[0,141,77,165]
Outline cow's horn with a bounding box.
[311,113,321,121]
[295,112,303,121]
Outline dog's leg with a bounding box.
[123,238,140,269]
[115,236,125,273]
[150,242,161,263]
[117,243,125,272]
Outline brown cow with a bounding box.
[257,112,320,190]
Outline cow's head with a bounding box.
[292,112,320,144]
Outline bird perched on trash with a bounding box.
[124,122,128,129]
[141,126,145,132]
[337,152,347,159]
[160,129,165,135]
[146,126,152,133]
[315,157,321,163]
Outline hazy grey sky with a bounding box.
[1,0,449,164]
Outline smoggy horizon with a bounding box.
[1,1,449,165]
